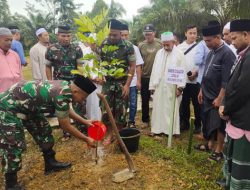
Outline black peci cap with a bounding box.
[108,19,123,30]
[74,75,96,94]
[58,25,71,33]
[121,23,129,31]
[230,19,250,32]
[208,20,221,26]
[202,24,221,37]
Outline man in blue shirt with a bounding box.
[9,26,27,66]
[195,40,210,84]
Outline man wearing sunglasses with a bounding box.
[138,24,162,129]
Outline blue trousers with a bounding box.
[129,86,137,124]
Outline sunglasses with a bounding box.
[143,32,154,36]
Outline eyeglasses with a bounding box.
[143,32,154,36]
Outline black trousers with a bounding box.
[141,77,150,123]
[180,83,201,129]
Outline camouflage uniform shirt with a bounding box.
[100,39,136,73]
[0,80,72,173]
[0,80,72,119]
[100,39,135,128]
[45,43,83,81]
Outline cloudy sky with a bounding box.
[7,0,150,20]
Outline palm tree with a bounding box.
[54,0,79,23]
[11,12,55,50]
[108,0,126,19]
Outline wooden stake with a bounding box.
[97,93,136,172]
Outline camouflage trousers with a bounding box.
[101,80,128,129]
[0,110,54,173]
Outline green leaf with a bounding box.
[100,61,109,67]
[82,53,96,61]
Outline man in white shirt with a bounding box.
[121,23,144,128]
[30,28,49,80]
[178,25,201,133]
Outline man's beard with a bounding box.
[164,47,172,52]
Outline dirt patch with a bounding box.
[0,129,185,190]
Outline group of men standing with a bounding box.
[140,19,250,190]
[0,17,250,190]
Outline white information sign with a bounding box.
[166,66,186,86]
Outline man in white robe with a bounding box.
[30,28,49,80]
[149,32,186,135]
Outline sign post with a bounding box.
[165,66,186,148]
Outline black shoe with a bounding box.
[43,149,71,175]
[216,178,226,187]
[5,172,24,190]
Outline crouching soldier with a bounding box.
[0,75,97,190]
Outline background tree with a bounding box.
[87,0,108,19]
[131,0,216,43]
[108,0,126,19]
[4,0,250,53]
[54,0,82,24]
[0,0,12,27]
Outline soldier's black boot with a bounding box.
[43,149,71,175]
[5,172,24,190]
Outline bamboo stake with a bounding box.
[167,85,177,148]
[187,117,195,154]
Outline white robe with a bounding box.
[30,42,48,80]
[149,46,186,135]
[79,44,102,120]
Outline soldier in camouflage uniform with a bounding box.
[0,75,96,190]
[45,25,85,139]
[100,19,136,144]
